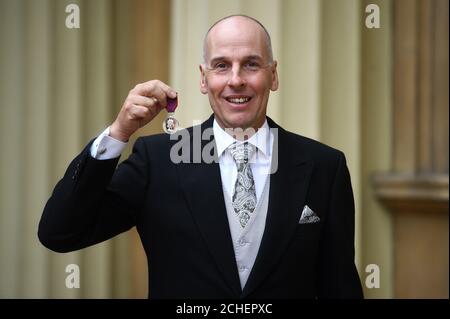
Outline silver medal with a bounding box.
[163,113,179,134]
[163,96,179,134]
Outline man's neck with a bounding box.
[215,118,266,141]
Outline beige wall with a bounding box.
[0,0,133,298]
[320,0,362,270]
[360,0,394,298]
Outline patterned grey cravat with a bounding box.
[229,142,257,228]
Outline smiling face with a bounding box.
[200,16,279,131]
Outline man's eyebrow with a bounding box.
[208,55,264,65]
[209,56,226,65]
[244,55,264,61]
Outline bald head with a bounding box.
[203,15,273,64]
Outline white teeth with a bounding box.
[228,97,250,104]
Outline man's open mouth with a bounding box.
[225,96,252,104]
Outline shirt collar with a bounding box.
[213,118,271,158]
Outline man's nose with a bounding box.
[227,66,246,88]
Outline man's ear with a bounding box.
[199,64,208,94]
[270,60,279,92]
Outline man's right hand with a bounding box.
[110,80,177,142]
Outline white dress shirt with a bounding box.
[213,119,273,205]
[90,126,127,159]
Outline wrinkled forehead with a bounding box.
[204,18,268,62]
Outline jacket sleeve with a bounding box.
[38,137,149,253]
[317,152,364,298]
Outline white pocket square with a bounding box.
[299,205,320,224]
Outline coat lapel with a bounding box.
[177,116,242,297]
[242,120,314,297]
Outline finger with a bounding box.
[128,104,151,119]
[135,80,177,100]
[145,80,177,99]
[149,86,171,107]
[128,95,158,108]
[139,101,165,116]
[129,104,163,123]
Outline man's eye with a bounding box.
[244,62,260,70]
[214,63,228,70]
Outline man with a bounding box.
[39,15,363,298]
